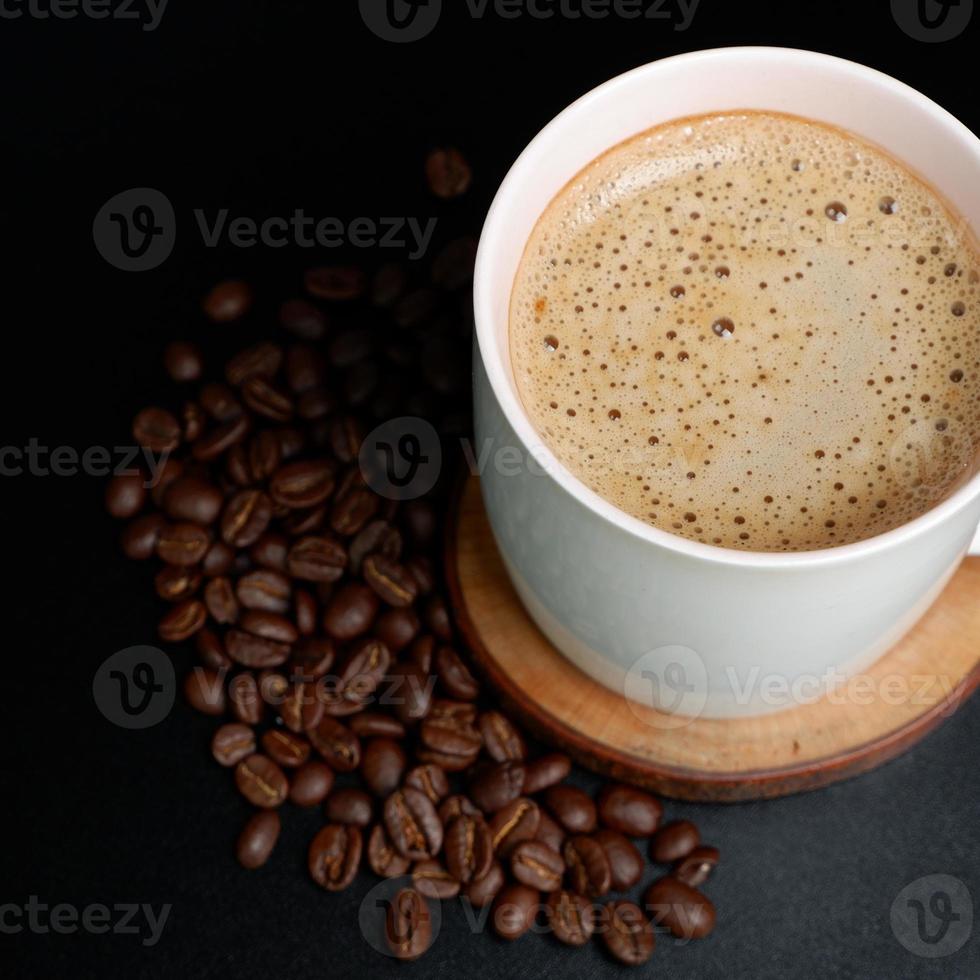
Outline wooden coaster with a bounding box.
[445,475,980,802]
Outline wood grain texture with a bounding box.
[446,475,980,802]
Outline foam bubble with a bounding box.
[510,111,980,551]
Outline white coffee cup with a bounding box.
[472,47,980,719]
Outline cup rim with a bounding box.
[474,45,980,568]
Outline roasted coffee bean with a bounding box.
[545,786,597,834]
[204,577,238,624]
[235,754,288,808]
[181,401,205,442]
[240,610,298,645]
[324,637,390,715]
[308,824,362,891]
[164,340,204,382]
[407,634,435,674]
[360,738,407,798]
[288,536,347,583]
[435,645,479,700]
[644,877,716,939]
[438,795,480,825]
[242,377,293,422]
[327,415,363,463]
[308,716,360,772]
[261,729,310,769]
[157,523,211,567]
[258,670,289,706]
[547,890,595,947]
[199,382,242,422]
[155,564,202,602]
[290,637,336,680]
[247,430,282,481]
[470,761,525,814]
[283,343,326,394]
[368,824,411,878]
[289,760,335,807]
[511,840,564,892]
[277,682,310,732]
[597,784,663,838]
[226,342,282,386]
[385,888,431,962]
[423,595,452,641]
[225,629,290,669]
[224,444,254,487]
[203,279,253,322]
[522,753,572,795]
[325,787,374,826]
[211,723,256,766]
[419,702,482,772]
[192,414,251,462]
[249,533,289,571]
[121,513,166,560]
[650,820,700,864]
[296,387,334,421]
[405,556,435,597]
[281,506,327,537]
[672,845,720,888]
[330,486,378,537]
[373,608,418,653]
[236,809,280,869]
[384,787,443,860]
[492,883,539,941]
[425,147,472,199]
[150,457,184,506]
[489,798,540,857]
[391,663,434,725]
[412,859,460,899]
[202,540,236,576]
[535,811,566,854]
[602,900,655,966]
[133,407,181,453]
[349,520,402,574]
[279,298,327,340]
[196,629,231,670]
[362,555,417,608]
[463,861,505,908]
[237,569,292,614]
[594,830,644,892]
[348,712,406,739]
[184,667,227,716]
[404,764,450,804]
[270,460,336,509]
[564,836,612,898]
[479,711,526,762]
[445,814,493,884]
[105,472,146,520]
[221,490,272,548]
[294,589,317,636]
[305,265,366,302]
[163,476,223,525]
[228,672,263,725]
[322,583,379,640]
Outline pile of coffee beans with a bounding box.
[104,148,719,966]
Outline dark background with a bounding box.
[2,1,978,977]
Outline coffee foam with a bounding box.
[510,112,980,551]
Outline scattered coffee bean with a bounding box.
[155,564,202,602]
[547,890,595,947]
[511,840,564,892]
[165,340,204,383]
[444,814,493,884]
[105,472,147,520]
[435,645,479,699]
[228,672,263,725]
[426,147,472,199]
[385,888,431,961]
[479,711,526,762]
[492,883,539,940]
[261,729,311,769]
[544,785,597,834]
[157,523,211,567]
[595,829,644,891]
[650,820,700,864]
[236,810,280,870]
[672,845,720,888]
[644,876,716,940]
[384,787,443,860]
[133,406,181,453]
[184,667,227,716]
[597,784,663,837]
[211,723,256,767]
[289,761,334,807]
[308,824,362,891]
[412,859,460,899]
[121,513,166,560]
[463,861,505,908]
[203,280,253,322]
[521,753,571,794]
[235,754,288,808]
[361,737,407,798]
[308,716,361,772]
[489,798,539,857]
[564,835,612,898]
[325,787,374,826]
[602,900,655,966]
[368,824,411,879]
[469,761,525,813]
[159,599,207,642]
[535,810,566,854]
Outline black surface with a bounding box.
[2,2,979,977]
